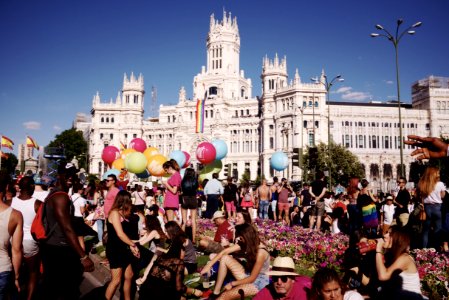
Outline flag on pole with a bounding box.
[1,136,14,150]
[26,136,39,149]
[120,141,127,151]
[0,151,8,159]
[195,91,207,133]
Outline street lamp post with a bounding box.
[311,74,344,190]
[370,19,422,178]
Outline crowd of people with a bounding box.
[0,134,448,299]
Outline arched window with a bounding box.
[241,88,245,98]
[209,86,218,95]
[111,117,114,123]
[101,117,104,123]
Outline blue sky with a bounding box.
[1,0,448,154]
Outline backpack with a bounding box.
[30,191,65,242]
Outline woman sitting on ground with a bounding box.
[138,221,202,299]
[311,267,363,300]
[135,215,166,285]
[376,226,423,298]
[201,223,270,300]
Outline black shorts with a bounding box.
[181,195,198,210]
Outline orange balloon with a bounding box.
[121,148,136,159]
[112,158,125,171]
[147,154,167,177]
[144,147,159,161]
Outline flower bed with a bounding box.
[197,218,449,299]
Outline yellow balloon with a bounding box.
[112,158,125,171]
[147,154,167,177]
[121,148,136,159]
[144,147,159,161]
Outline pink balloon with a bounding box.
[129,138,147,153]
[196,142,216,165]
[102,146,120,165]
[182,151,191,168]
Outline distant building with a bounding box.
[74,12,449,191]
[17,144,38,174]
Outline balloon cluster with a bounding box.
[102,138,174,179]
[102,138,229,180]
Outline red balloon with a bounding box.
[196,142,216,165]
[129,138,147,153]
[182,151,191,168]
[102,146,120,165]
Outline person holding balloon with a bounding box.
[162,159,182,222]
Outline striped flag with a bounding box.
[120,141,127,151]
[1,136,14,150]
[195,96,206,133]
[26,136,39,149]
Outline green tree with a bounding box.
[47,128,88,169]
[302,142,364,185]
[240,170,250,184]
[0,153,18,175]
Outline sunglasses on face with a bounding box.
[272,276,291,283]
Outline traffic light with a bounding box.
[309,147,318,169]
[292,148,302,168]
[224,163,231,178]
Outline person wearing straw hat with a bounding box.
[253,256,312,300]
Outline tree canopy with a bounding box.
[47,128,88,169]
[302,142,365,186]
[0,152,18,175]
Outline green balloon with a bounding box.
[125,152,148,174]
[201,160,222,174]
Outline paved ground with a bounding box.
[79,253,120,300]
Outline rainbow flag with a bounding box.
[195,98,206,133]
[1,136,14,150]
[26,136,39,149]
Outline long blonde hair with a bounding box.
[418,166,440,198]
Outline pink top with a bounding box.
[164,172,181,208]
[104,187,120,217]
[253,276,312,300]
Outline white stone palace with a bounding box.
[75,12,449,191]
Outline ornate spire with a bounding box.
[294,68,301,84]
[116,91,121,104]
[320,69,326,83]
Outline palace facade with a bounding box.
[75,12,449,191]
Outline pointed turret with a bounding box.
[116,91,121,104]
[320,69,326,83]
[294,68,301,84]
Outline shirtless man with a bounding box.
[256,179,271,220]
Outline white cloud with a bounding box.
[335,86,372,101]
[53,125,61,131]
[23,121,41,130]
[341,91,372,101]
[385,80,394,85]
[336,86,352,94]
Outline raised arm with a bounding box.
[405,135,448,160]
